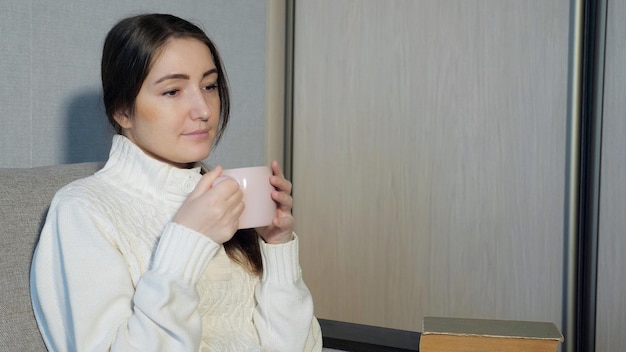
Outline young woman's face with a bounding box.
[115,38,221,168]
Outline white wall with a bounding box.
[0,0,269,169]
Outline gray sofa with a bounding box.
[0,162,103,351]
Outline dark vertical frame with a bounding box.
[564,1,607,352]
[577,0,607,351]
[283,0,295,182]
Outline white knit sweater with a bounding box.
[30,135,322,351]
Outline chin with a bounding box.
[189,148,212,163]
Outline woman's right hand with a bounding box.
[172,165,244,244]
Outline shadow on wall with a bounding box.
[64,89,113,164]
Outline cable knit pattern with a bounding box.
[30,135,322,351]
[196,247,260,351]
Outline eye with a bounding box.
[162,89,180,97]
[203,83,218,92]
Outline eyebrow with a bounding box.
[154,68,218,84]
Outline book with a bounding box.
[419,316,564,352]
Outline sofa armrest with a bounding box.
[0,162,103,351]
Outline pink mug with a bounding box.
[218,166,276,229]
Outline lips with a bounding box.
[183,129,209,136]
[181,129,211,141]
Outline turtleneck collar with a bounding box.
[95,135,203,208]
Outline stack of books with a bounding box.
[420,316,564,352]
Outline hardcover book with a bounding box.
[420,316,564,352]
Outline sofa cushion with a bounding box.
[0,162,103,351]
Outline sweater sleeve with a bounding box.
[30,199,220,351]
[253,234,323,351]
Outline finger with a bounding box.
[271,160,285,178]
[220,194,245,222]
[212,177,240,196]
[270,175,292,194]
[272,190,293,211]
[189,165,223,196]
[207,182,243,218]
[272,214,294,230]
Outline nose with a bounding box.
[189,89,211,121]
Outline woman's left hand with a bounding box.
[256,161,295,244]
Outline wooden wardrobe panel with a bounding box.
[292,0,568,332]
[595,0,626,349]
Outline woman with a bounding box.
[30,13,321,351]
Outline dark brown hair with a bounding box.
[101,14,261,275]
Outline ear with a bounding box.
[113,110,133,130]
